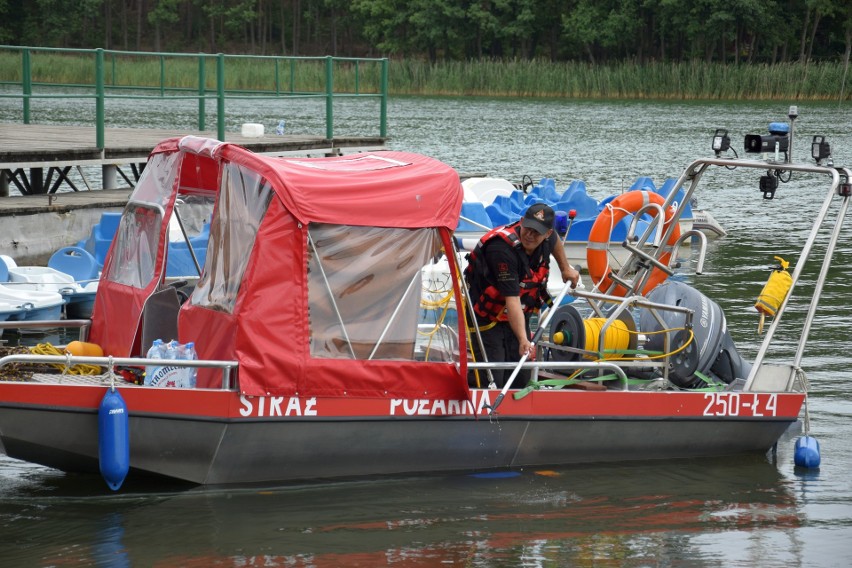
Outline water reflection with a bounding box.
[1,97,851,566]
[0,453,805,567]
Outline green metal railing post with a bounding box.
[325,56,333,139]
[198,55,206,131]
[290,59,295,93]
[274,59,280,95]
[159,55,165,97]
[355,61,360,95]
[22,48,31,124]
[216,53,225,141]
[96,48,105,150]
[380,58,388,138]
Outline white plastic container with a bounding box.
[240,123,265,137]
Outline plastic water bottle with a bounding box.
[150,340,178,387]
[144,339,165,386]
[184,342,198,388]
[174,341,187,361]
[276,119,286,135]
[164,340,179,361]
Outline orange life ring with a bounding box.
[586,190,680,296]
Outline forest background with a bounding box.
[1,0,851,100]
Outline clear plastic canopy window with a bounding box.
[106,152,180,288]
[190,162,272,313]
[307,224,443,360]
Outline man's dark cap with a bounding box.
[521,203,554,235]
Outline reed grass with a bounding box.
[389,59,850,101]
[0,49,848,101]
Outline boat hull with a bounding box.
[0,380,804,485]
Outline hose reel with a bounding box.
[547,305,638,362]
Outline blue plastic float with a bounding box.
[456,175,691,244]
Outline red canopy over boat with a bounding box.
[89,136,468,400]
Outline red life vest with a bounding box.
[464,223,551,322]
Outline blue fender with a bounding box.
[794,435,821,469]
[98,388,130,490]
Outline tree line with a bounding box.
[1,0,851,66]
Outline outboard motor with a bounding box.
[638,280,752,388]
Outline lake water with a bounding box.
[1,95,852,566]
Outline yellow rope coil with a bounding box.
[29,343,102,375]
[553,326,696,385]
[554,324,695,362]
[582,318,632,360]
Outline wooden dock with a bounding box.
[0,123,386,263]
[0,123,387,195]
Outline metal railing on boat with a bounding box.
[1,319,238,389]
[0,352,239,390]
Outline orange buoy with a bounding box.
[586,190,680,296]
[65,341,104,358]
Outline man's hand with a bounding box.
[561,264,580,288]
[518,338,535,359]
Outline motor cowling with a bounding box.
[638,280,752,388]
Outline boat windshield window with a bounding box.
[307,224,443,360]
[128,152,180,208]
[106,203,162,288]
[104,153,181,288]
[189,162,273,313]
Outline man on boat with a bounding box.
[465,203,580,388]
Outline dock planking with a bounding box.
[0,123,387,166]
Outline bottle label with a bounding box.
[147,365,196,388]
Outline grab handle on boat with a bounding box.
[625,202,666,248]
[488,277,575,415]
[671,229,708,275]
